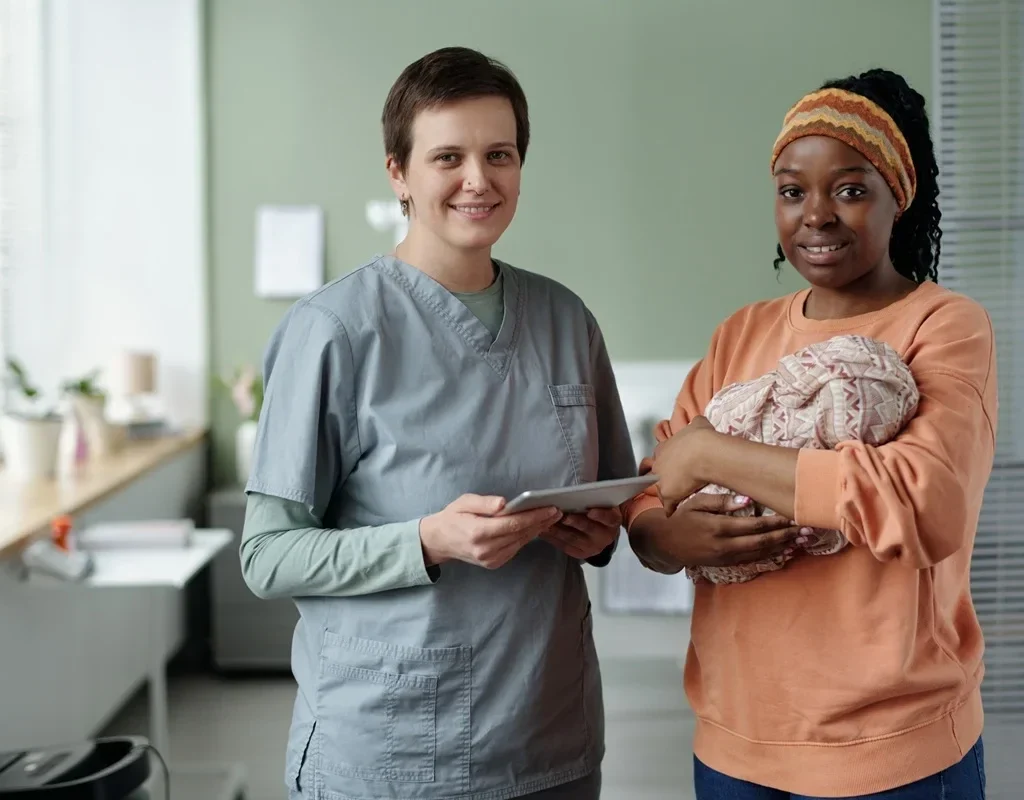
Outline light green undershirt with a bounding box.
[452,268,505,339]
[240,492,439,599]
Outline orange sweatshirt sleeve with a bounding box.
[795,300,998,569]
[623,328,722,529]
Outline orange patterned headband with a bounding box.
[770,88,917,214]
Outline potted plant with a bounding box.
[62,368,120,457]
[61,369,104,401]
[0,357,63,479]
[218,364,263,485]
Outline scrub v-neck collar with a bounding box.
[372,254,524,380]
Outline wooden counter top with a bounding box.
[0,427,207,557]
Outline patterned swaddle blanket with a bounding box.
[687,334,919,585]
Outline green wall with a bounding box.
[206,0,933,486]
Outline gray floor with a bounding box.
[101,659,1022,800]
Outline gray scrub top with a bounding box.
[246,254,636,800]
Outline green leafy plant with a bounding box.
[5,357,40,401]
[3,357,57,418]
[61,369,105,399]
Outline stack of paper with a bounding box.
[76,519,194,550]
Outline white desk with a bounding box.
[27,529,246,800]
[0,433,208,753]
[82,529,232,590]
[84,530,232,762]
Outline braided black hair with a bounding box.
[772,68,941,284]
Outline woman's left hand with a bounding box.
[542,507,623,560]
[651,415,721,515]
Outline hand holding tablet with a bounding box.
[499,475,659,515]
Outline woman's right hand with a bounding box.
[419,494,562,570]
[628,493,811,574]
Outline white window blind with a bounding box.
[0,0,44,412]
[934,0,1024,732]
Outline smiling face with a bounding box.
[387,95,521,256]
[774,135,900,291]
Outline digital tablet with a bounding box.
[499,475,659,515]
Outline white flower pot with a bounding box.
[235,420,258,486]
[0,413,63,480]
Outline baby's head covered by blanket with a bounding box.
[689,334,919,585]
[704,334,918,452]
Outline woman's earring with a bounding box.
[400,197,410,217]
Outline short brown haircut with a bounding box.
[382,47,530,171]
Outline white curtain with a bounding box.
[0,0,45,412]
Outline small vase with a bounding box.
[235,420,258,486]
[70,393,116,458]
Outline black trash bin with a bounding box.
[0,736,153,799]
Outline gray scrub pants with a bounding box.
[290,769,601,799]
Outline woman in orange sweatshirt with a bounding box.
[626,69,995,799]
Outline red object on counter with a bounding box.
[51,515,73,551]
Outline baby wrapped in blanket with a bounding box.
[687,334,919,585]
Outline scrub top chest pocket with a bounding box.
[548,384,599,485]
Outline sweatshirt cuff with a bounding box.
[585,538,617,568]
[794,449,843,531]
[624,494,664,531]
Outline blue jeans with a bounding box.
[694,738,986,799]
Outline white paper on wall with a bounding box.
[254,205,324,298]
